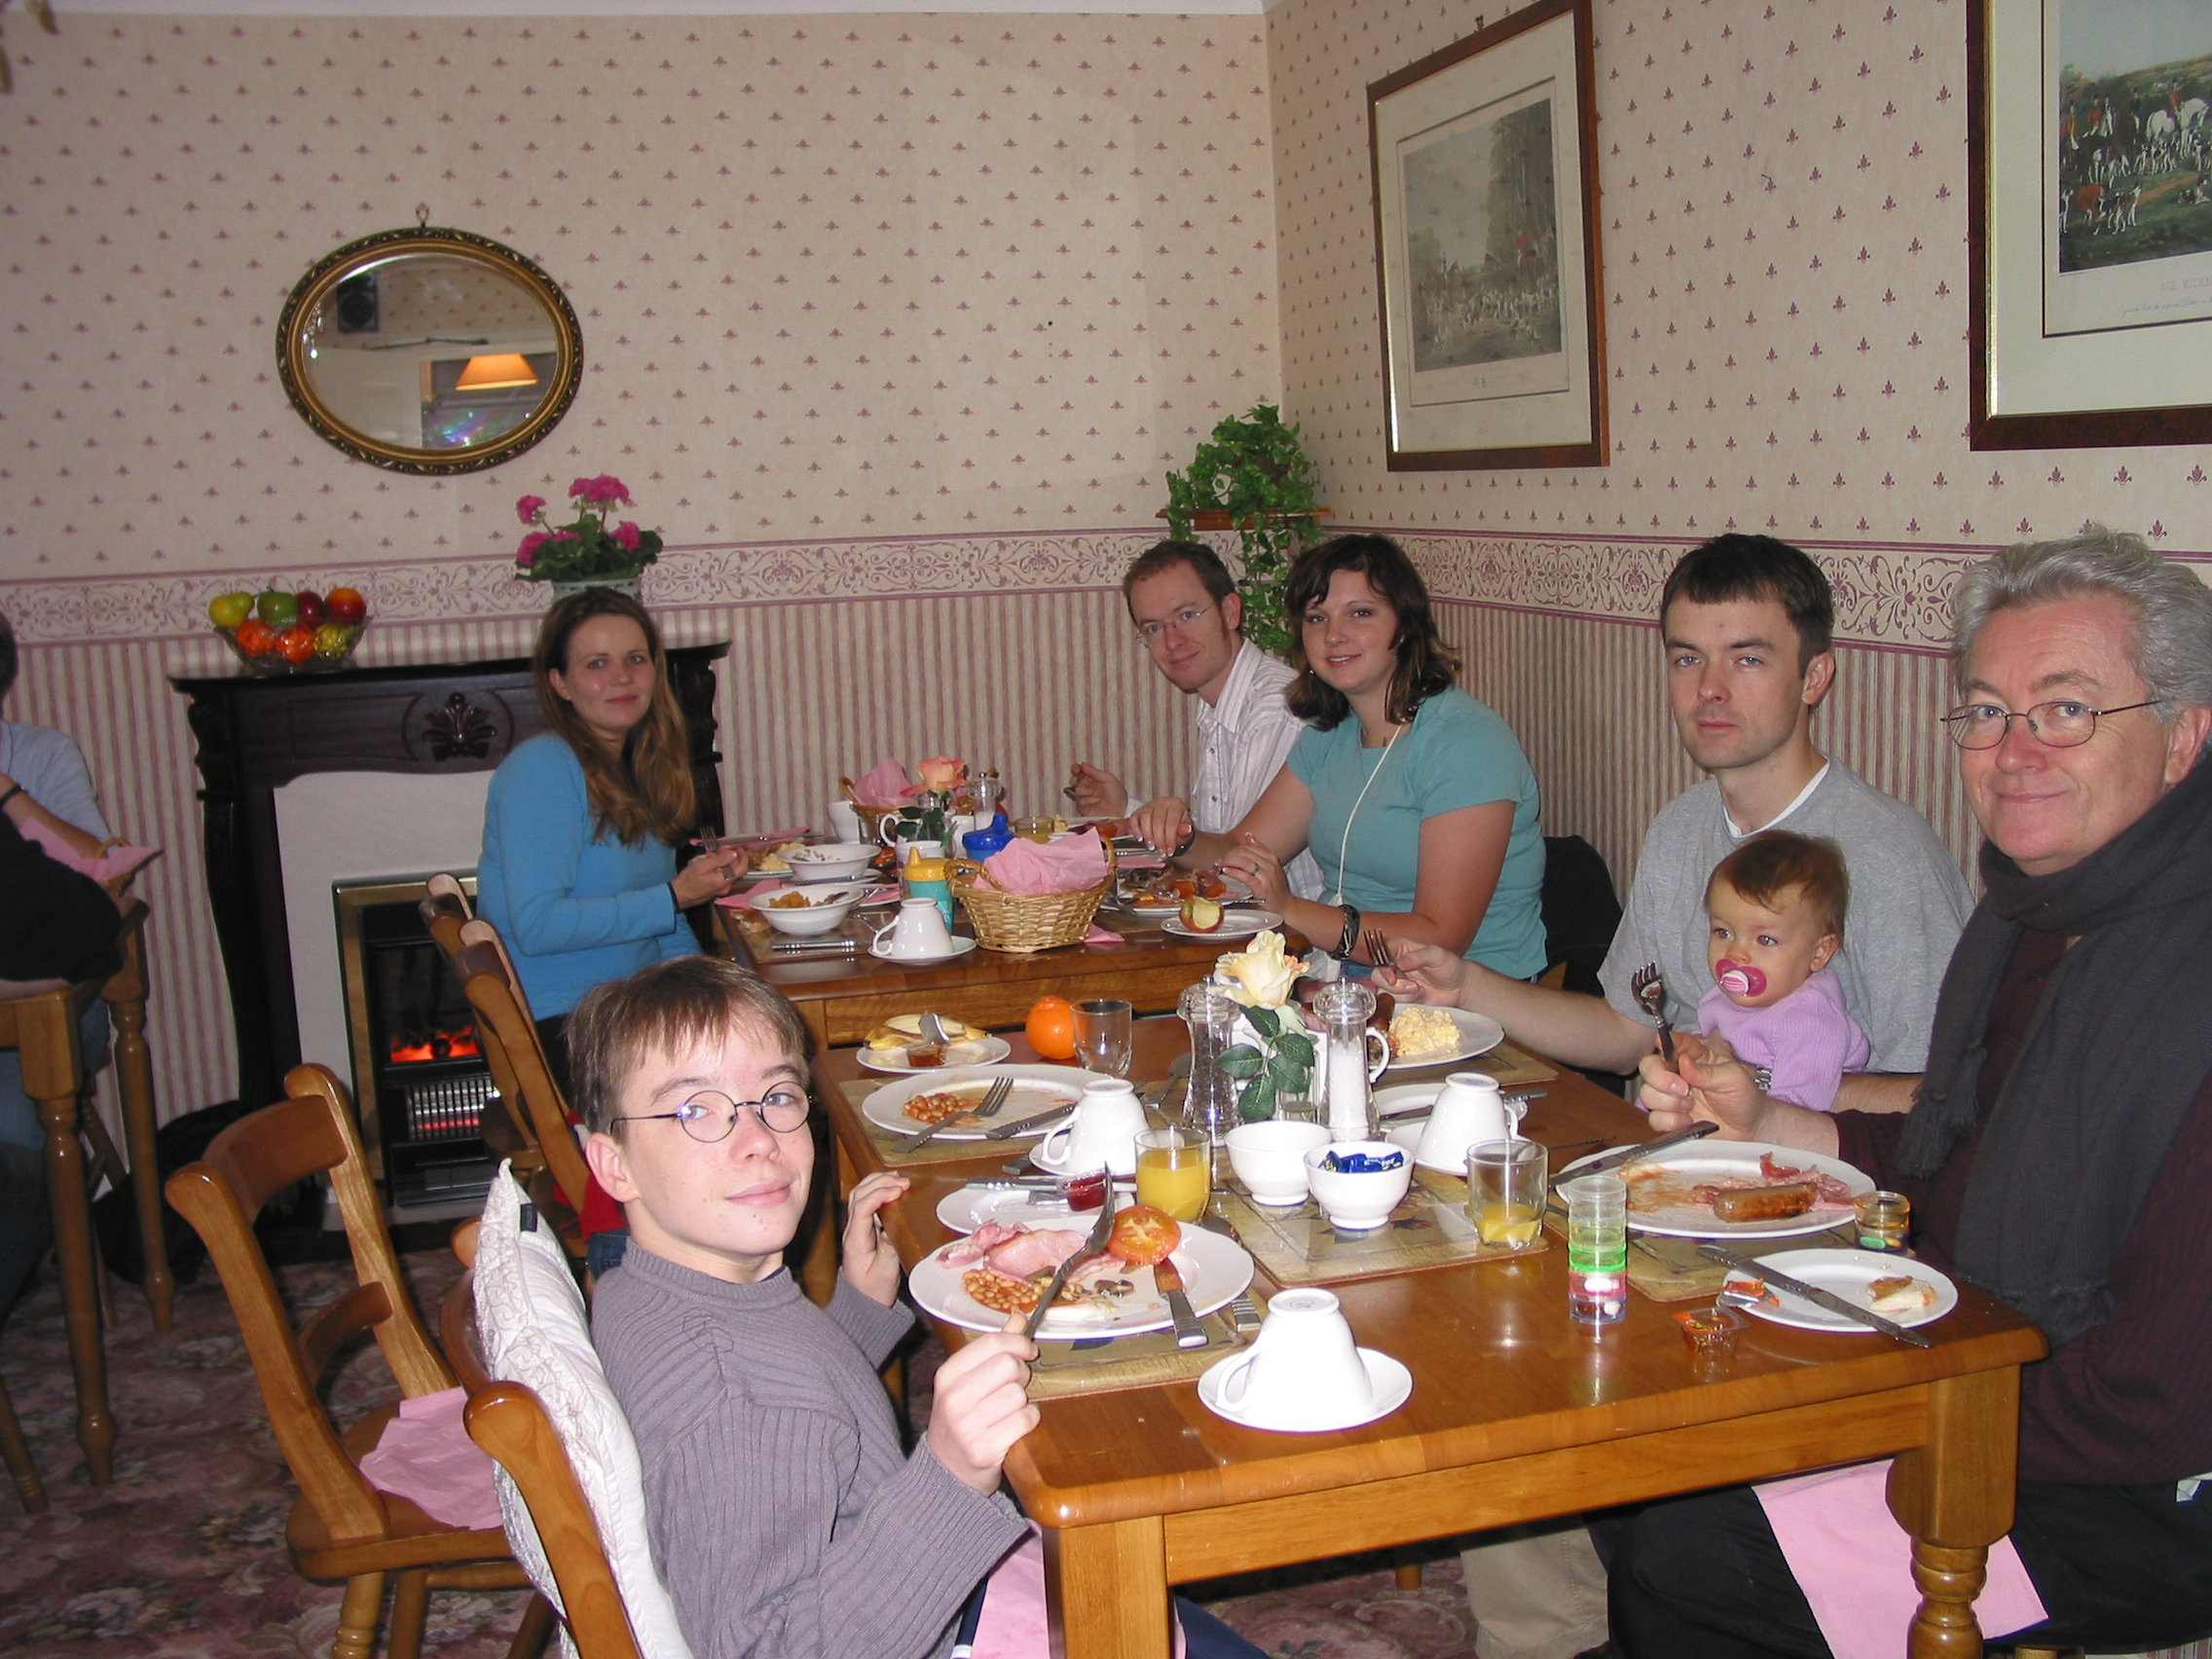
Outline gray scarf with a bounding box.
[1898,752,2212,1346]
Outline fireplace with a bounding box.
[334,873,498,1210]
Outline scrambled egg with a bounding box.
[1388,1005,1463,1061]
[755,840,808,874]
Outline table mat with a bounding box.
[1217,1166,1547,1287]
[1536,1209,1858,1304]
[1025,1287,1268,1401]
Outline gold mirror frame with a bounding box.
[276,225,583,475]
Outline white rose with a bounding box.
[1216,931,1304,1009]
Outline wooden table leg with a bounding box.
[23,998,114,1487]
[1044,1515,1172,1659]
[1888,1368,2021,1659]
[106,949,172,1332]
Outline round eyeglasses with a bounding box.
[1939,699,2158,750]
[612,1088,810,1142]
[1133,603,1218,645]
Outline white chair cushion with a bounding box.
[474,1163,693,1659]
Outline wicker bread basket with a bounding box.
[951,837,1118,953]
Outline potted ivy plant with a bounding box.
[1161,404,1328,657]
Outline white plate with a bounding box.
[1162,908,1282,940]
[1383,1008,1506,1070]
[936,1188,1124,1234]
[1559,1140,1874,1239]
[856,1036,1014,1075]
[868,935,980,967]
[862,1064,1101,1139]
[1198,1347,1413,1433]
[1721,1248,1958,1333]
[910,1219,1254,1338]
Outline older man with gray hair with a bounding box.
[1601,531,2212,1657]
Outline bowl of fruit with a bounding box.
[208,586,369,674]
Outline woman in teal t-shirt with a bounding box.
[1150,535,1547,977]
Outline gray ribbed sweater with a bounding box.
[592,1244,1028,1659]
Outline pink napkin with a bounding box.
[1083,924,1124,946]
[973,1523,1187,1659]
[19,819,161,887]
[358,1386,503,1531]
[1754,1458,2046,1658]
[853,758,910,807]
[978,830,1108,896]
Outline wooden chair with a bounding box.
[0,894,173,1487]
[0,1371,46,1514]
[166,1062,552,1659]
[418,891,543,1189]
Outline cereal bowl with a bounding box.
[749,884,866,935]
[785,842,878,883]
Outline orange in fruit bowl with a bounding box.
[1025,994,1077,1061]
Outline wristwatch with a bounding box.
[1170,823,1198,860]
[1333,903,1362,961]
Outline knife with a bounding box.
[982,1100,1078,1140]
[1552,1121,1719,1186]
[1153,1255,1208,1348]
[1024,1199,1119,1338]
[1698,1241,1934,1348]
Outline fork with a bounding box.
[890,1075,1014,1154]
[1364,929,1395,972]
[1630,961,1677,1065]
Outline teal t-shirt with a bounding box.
[1287,686,1547,978]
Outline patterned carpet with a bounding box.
[0,1244,1493,1659]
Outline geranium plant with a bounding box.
[512,475,664,583]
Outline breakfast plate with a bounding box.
[1162,908,1282,940]
[910,1220,1254,1338]
[1382,1008,1505,1070]
[1556,1140,1874,1240]
[856,1036,1014,1075]
[1198,1346,1413,1433]
[861,1065,1102,1139]
[1720,1248,1957,1333]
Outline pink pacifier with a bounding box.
[1716,960,1767,999]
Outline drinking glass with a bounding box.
[1467,1138,1546,1247]
[1564,1171,1628,1325]
[1133,1126,1211,1222]
[1855,1190,1911,1253]
[1074,997,1133,1077]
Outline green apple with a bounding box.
[207,591,253,629]
[256,588,299,629]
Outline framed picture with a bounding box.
[1368,0,1605,471]
[1970,0,2212,448]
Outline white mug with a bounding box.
[1413,1071,1525,1173]
[827,799,864,841]
[1214,1288,1371,1429]
[1225,1119,1332,1206]
[1038,1078,1149,1178]
[870,895,956,959]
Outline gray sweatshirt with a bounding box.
[592,1244,1028,1659]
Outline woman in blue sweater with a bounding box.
[479,588,747,1079]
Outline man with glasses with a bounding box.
[1612,530,2212,1657]
[1070,539,1324,899]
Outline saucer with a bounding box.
[866,936,979,967]
[1198,1347,1413,1433]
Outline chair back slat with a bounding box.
[459,944,596,1225]
[299,1281,396,1382]
[199,1095,350,1219]
[459,917,528,1013]
[465,1383,647,1659]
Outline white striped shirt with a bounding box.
[1194,643,1325,900]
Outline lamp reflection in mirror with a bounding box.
[455,353,539,391]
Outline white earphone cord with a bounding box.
[1332,716,1407,907]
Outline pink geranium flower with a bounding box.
[611,520,642,553]
[515,494,546,525]
[516,531,549,567]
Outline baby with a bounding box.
[1698,830,1870,1113]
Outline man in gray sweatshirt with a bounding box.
[573,956,1036,1659]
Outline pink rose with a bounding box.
[914,755,967,793]
[515,494,546,525]
[516,531,549,568]
[611,520,642,553]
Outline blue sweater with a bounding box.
[477,734,695,1019]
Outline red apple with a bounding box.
[294,590,326,627]
[1180,896,1225,933]
[325,587,367,623]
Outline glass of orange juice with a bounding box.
[1468,1137,1546,1247]
[1134,1126,1211,1222]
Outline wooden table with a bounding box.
[723,901,1304,1049]
[818,1020,2048,1659]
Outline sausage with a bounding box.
[1710,1182,1815,1223]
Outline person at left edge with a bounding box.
[478,587,747,1274]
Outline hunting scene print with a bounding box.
[2053,10,2212,277]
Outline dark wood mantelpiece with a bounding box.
[170,645,728,1111]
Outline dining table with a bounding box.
[816,1015,2048,1659]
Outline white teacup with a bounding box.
[1226,1119,1333,1206]
[1038,1078,1149,1178]
[1213,1288,1371,1429]
[1413,1071,1526,1173]
[827,799,864,842]
[869,895,956,959]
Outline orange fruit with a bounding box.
[1025,994,1077,1060]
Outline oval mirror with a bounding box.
[276,224,583,474]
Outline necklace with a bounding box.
[1332,714,1409,905]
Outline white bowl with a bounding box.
[1304,1139,1416,1231]
[784,841,878,882]
[1226,1119,1333,1206]
[749,884,865,935]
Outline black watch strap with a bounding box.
[1171,823,1198,860]
[1334,903,1362,960]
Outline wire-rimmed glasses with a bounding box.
[1133,603,1218,645]
[612,1088,810,1142]
[1940,699,2158,750]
